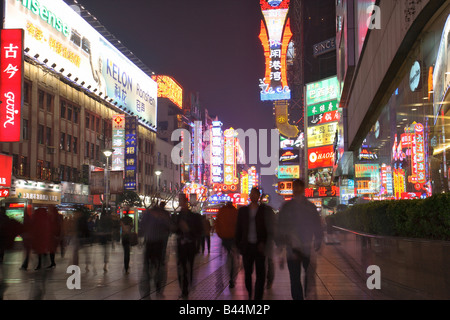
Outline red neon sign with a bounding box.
[0,189,10,197]
[0,155,13,188]
[0,29,24,142]
[308,145,334,169]
[8,203,24,208]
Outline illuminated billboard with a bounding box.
[224,128,237,185]
[307,122,338,148]
[305,76,338,106]
[258,0,291,101]
[210,121,223,183]
[111,114,125,171]
[4,0,157,127]
[152,75,183,109]
[277,165,300,179]
[0,29,24,142]
[308,145,334,169]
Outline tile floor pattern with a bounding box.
[1,233,392,300]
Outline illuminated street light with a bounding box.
[102,148,114,212]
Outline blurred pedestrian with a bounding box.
[277,179,323,300]
[97,210,113,272]
[32,207,52,270]
[0,207,24,299]
[215,201,238,288]
[139,201,174,298]
[72,207,91,271]
[235,187,268,300]
[263,199,277,290]
[120,213,133,274]
[174,194,202,299]
[201,214,211,254]
[47,206,62,269]
[20,207,33,271]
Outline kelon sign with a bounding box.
[0,29,24,142]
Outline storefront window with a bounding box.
[353,5,450,200]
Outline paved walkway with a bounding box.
[1,233,391,301]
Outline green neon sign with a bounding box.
[18,0,70,37]
[306,76,338,106]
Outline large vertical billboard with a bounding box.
[4,0,157,126]
[258,0,292,101]
[0,29,24,142]
[111,114,125,171]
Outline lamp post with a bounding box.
[155,170,162,191]
[103,148,114,213]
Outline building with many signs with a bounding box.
[334,0,450,203]
[0,0,158,211]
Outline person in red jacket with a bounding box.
[32,207,52,270]
[215,201,238,288]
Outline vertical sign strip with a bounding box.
[0,29,24,142]
[124,116,138,190]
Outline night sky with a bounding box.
[77,0,282,207]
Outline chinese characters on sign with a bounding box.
[0,29,23,142]
[124,116,138,190]
[258,0,292,101]
[112,114,125,171]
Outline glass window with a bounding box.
[60,133,65,150]
[38,125,44,144]
[22,119,29,140]
[46,127,52,145]
[38,90,44,109]
[61,101,66,118]
[67,135,72,152]
[73,137,78,154]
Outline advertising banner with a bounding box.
[4,0,157,126]
[277,165,300,179]
[307,122,338,148]
[0,155,13,187]
[112,114,125,171]
[305,76,338,106]
[308,145,334,169]
[0,29,24,142]
[124,116,138,190]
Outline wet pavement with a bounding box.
[1,233,392,301]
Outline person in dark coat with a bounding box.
[277,179,323,300]
[174,194,202,299]
[0,207,24,299]
[235,187,268,300]
[120,213,133,274]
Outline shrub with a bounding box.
[332,193,450,241]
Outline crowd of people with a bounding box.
[0,179,325,301]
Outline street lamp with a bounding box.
[155,170,162,191]
[103,148,114,213]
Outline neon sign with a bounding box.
[112,114,125,171]
[258,0,291,101]
[211,121,223,183]
[223,128,237,185]
[305,76,339,106]
[152,75,183,109]
[0,29,23,142]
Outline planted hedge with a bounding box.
[332,193,450,241]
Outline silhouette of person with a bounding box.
[139,201,174,298]
[235,187,268,300]
[215,201,238,288]
[120,213,133,274]
[0,207,24,299]
[277,179,323,300]
[174,194,202,299]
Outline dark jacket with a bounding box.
[235,204,268,255]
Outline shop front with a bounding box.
[346,4,450,201]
